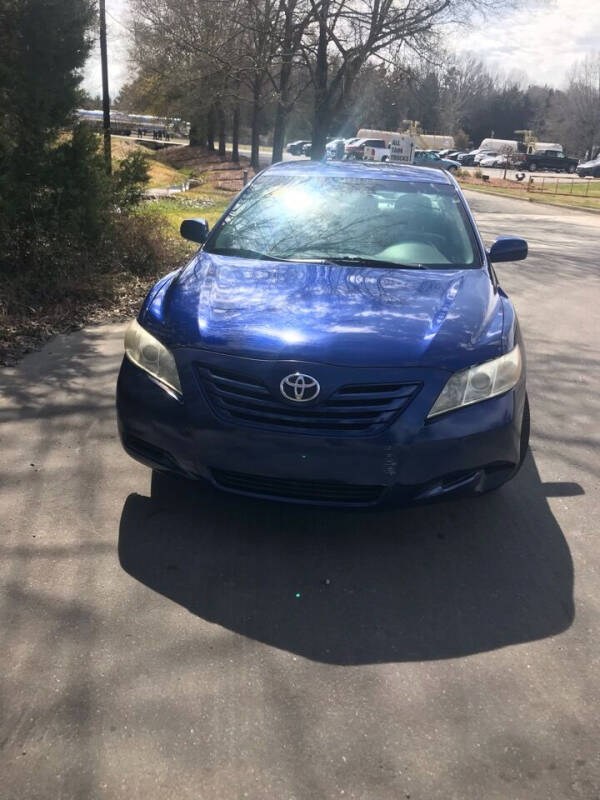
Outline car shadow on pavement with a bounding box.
[118,453,576,665]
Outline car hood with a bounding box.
[143,253,504,370]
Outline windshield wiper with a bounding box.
[323,256,426,269]
[209,247,292,262]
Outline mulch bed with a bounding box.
[0,272,160,367]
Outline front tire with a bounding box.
[527,162,537,172]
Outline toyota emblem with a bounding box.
[280,373,320,402]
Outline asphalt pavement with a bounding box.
[1,192,599,799]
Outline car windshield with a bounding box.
[206,174,482,269]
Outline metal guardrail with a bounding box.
[527,176,600,198]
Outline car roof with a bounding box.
[261,160,453,185]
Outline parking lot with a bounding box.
[1,191,599,799]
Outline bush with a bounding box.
[0,125,153,274]
[113,150,151,210]
[110,211,188,276]
[0,0,175,362]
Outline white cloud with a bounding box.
[453,0,600,87]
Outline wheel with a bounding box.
[567,164,576,174]
[381,155,388,162]
[527,162,537,171]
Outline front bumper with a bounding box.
[116,353,526,508]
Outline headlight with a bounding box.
[124,319,182,395]
[428,345,521,419]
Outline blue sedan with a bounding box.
[117,161,529,507]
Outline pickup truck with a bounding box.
[345,138,386,159]
[511,149,578,173]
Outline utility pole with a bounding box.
[99,0,111,174]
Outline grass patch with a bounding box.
[111,136,189,189]
[142,189,232,237]
[139,146,257,236]
[458,177,600,211]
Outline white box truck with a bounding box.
[362,132,415,163]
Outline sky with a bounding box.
[83,0,600,99]
[453,0,600,87]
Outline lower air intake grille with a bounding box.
[212,469,384,505]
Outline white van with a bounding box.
[479,138,520,154]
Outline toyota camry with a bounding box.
[117,161,530,507]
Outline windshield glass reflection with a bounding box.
[205,175,482,269]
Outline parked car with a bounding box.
[457,150,480,166]
[511,149,578,173]
[576,156,600,178]
[413,150,460,171]
[326,138,346,159]
[479,154,509,168]
[285,140,311,155]
[344,137,386,159]
[473,150,498,165]
[117,161,530,507]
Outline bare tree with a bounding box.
[269,0,315,163]
[302,0,519,159]
[564,54,600,159]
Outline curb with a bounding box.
[460,184,600,215]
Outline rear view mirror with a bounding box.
[180,218,209,244]
[489,236,528,263]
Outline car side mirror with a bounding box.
[489,236,528,263]
[180,218,209,244]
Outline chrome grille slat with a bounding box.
[214,395,397,420]
[196,364,420,436]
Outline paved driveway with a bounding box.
[1,193,599,799]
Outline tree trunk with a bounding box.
[250,78,262,170]
[271,102,287,164]
[189,122,203,147]
[271,35,294,164]
[232,103,240,163]
[217,102,226,158]
[207,106,216,151]
[311,0,330,161]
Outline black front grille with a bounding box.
[196,364,420,436]
[212,469,384,505]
